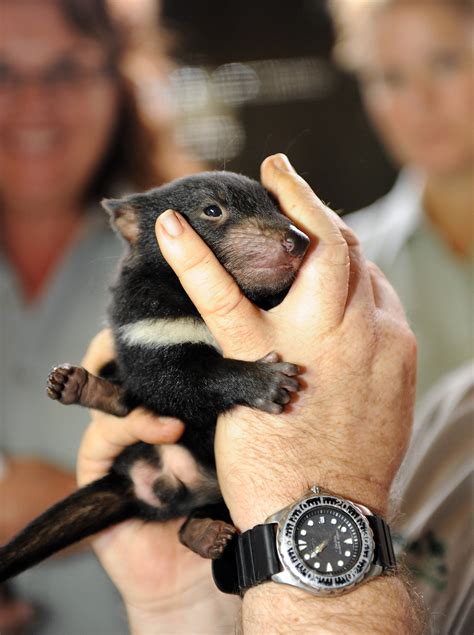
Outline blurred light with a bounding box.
[139,80,175,121]
[170,57,334,113]
[169,67,210,112]
[176,115,245,162]
[164,56,335,162]
[212,63,260,106]
[251,57,333,103]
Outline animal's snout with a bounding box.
[281,226,310,257]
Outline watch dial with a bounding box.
[294,507,362,576]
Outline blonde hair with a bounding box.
[328,0,473,73]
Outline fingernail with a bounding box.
[272,153,296,173]
[158,210,184,237]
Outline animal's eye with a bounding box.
[203,205,223,218]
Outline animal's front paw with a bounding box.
[179,518,237,559]
[47,364,88,405]
[250,352,301,414]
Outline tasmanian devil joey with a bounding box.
[0,171,309,583]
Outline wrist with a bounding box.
[217,411,393,532]
[227,473,390,532]
[242,574,421,635]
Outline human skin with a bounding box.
[0,0,120,535]
[0,0,121,302]
[336,0,473,256]
[0,0,120,540]
[78,333,241,634]
[0,0,120,214]
[0,3,120,630]
[0,589,34,635]
[357,1,474,257]
[359,3,474,178]
[77,154,420,633]
[0,459,76,545]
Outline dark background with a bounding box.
[161,0,397,213]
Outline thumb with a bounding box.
[155,211,268,359]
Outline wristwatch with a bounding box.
[212,486,396,596]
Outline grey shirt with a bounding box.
[394,362,474,635]
[0,212,129,634]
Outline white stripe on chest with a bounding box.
[118,317,221,351]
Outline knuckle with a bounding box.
[340,225,360,247]
[402,325,418,358]
[381,314,417,356]
[261,154,279,173]
[179,245,213,275]
[288,177,320,208]
[202,282,245,318]
[333,213,359,243]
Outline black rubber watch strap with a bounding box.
[212,523,280,595]
[367,515,397,570]
[236,523,281,590]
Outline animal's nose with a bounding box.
[281,225,310,257]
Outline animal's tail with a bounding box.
[0,473,136,582]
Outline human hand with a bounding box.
[155,153,417,530]
[77,330,240,633]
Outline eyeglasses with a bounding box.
[0,58,116,99]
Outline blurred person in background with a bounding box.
[330,0,473,398]
[0,0,199,633]
[329,1,473,632]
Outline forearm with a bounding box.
[241,575,423,635]
[0,456,77,542]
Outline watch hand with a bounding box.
[312,538,330,556]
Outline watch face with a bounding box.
[294,506,361,576]
[278,495,374,594]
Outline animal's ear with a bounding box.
[101,198,140,245]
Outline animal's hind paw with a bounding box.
[179,518,237,559]
[47,364,89,405]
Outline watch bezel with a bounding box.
[276,494,375,595]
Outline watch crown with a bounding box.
[310,485,320,495]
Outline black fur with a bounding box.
[0,171,309,582]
